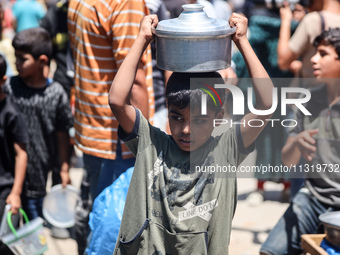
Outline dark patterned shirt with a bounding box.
[4,76,73,198]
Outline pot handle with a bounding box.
[227,26,237,36]
[151,27,156,35]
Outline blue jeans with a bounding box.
[260,187,334,255]
[83,144,135,200]
[21,197,44,221]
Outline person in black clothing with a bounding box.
[40,0,74,98]
[4,28,74,220]
[0,54,28,254]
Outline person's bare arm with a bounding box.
[229,13,274,149]
[6,143,27,214]
[277,3,299,70]
[131,62,149,119]
[218,67,238,86]
[164,70,172,87]
[109,15,159,134]
[281,129,319,166]
[289,60,303,76]
[58,131,71,187]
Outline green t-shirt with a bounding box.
[114,109,254,255]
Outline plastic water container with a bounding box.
[43,184,79,228]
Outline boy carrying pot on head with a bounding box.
[109,13,274,254]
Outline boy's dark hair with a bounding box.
[12,27,53,62]
[313,28,340,59]
[0,54,7,78]
[166,72,226,114]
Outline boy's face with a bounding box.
[15,50,41,79]
[168,104,224,152]
[311,42,340,79]
[292,4,306,22]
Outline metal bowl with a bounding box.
[153,4,236,72]
[319,211,340,248]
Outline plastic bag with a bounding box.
[1,209,47,255]
[0,204,19,254]
[0,204,13,238]
[86,167,133,255]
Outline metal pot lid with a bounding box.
[319,211,340,229]
[154,4,235,38]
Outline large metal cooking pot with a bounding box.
[319,211,340,248]
[153,4,236,72]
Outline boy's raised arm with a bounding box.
[229,13,274,149]
[109,15,159,135]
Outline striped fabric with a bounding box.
[68,0,154,159]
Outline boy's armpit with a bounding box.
[236,124,255,155]
[118,107,140,142]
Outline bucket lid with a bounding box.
[43,184,79,228]
[154,4,235,38]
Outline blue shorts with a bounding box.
[260,187,334,255]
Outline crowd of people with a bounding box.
[0,0,340,254]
